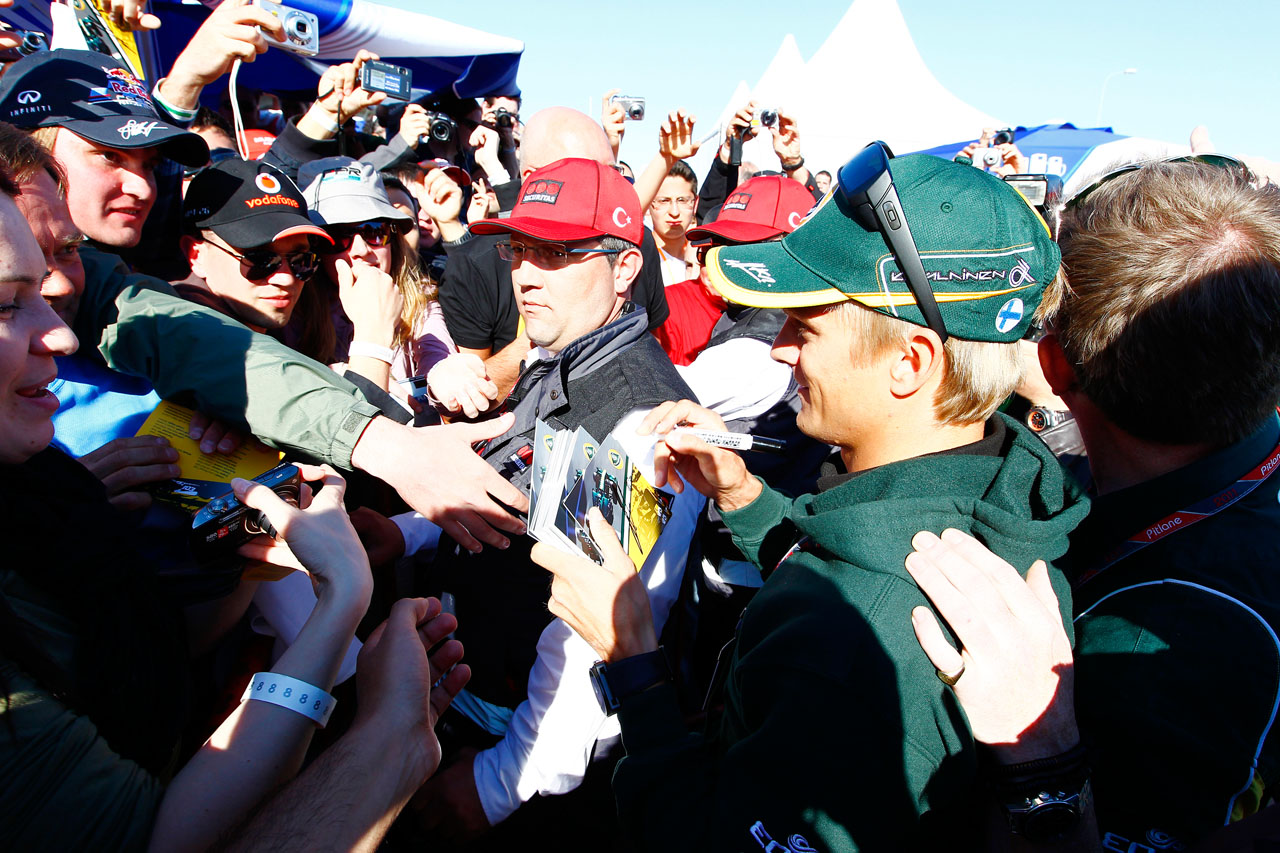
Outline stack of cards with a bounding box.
[528,420,675,567]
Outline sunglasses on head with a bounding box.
[205,240,320,281]
[323,221,394,253]
[837,141,948,342]
[1067,153,1255,209]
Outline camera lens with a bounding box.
[760,109,778,128]
[19,32,46,55]
[626,104,643,120]
[982,150,1002,167]
[993,130,1014,146]
[496,111,513,128]
[430,120,452,142]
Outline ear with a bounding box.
[612,246,643,296]
[887,328,946,399]
[181,234,206,278]
[1038,332,1077,397]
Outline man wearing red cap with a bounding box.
[406,157,703,841]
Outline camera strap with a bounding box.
[1075,422,1280,588]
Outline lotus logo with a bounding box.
[16,90,40,104]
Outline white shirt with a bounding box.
[392,407,704,824]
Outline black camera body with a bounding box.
[420,111,458,143]
[360,60,412,102]
[0,28,47,61]
[494,107,516,129]
[190,463,301,556]
[992,128,1016,146]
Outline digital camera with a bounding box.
[493,107,517,129]
[360,60,412,102]
[420,111,458,143]
[253,0,319,57]
[610,94,645,121]
[0,28,47,62]
[992,128,1016,146]
[758,107,781,129]
[190,463,301,556]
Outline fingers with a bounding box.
[586,507,634,575]
[910,606,965,676]
[937,527,1043,614]
[334,258,354,291]
[199,419,229,454]
[233,473,300,536]
[301,463,348,511]
[430,661,470,720]
[531,540,592,584]
[188,409,212,441]
[1024,560,1065,626]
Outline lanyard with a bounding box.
[1076,430,1280,588]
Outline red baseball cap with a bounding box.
[686,175,817,245]
[471,158,643,245]
[417,157,473,187]
[241,129,277,160]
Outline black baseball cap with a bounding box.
[0,49,207,167]
[183,159,332,250]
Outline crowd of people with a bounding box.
[2,1,1280,851]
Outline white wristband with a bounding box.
[242,672,336,727]
[348,341,395,364]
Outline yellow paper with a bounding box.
[135,400,283,512]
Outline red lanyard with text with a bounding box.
[1075,429,1280,588]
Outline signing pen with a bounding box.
[669,428,786,454]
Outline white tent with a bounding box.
[691,0,1002,179]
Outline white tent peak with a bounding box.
[691,0,1002,178]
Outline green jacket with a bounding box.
[75,245,380,467]
[614,416,1089,851]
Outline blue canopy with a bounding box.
[2,0,522,99]
[910,123,1127,181]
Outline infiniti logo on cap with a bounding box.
[16,90,40,104]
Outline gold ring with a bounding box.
[936,663,965,686]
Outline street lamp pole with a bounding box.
[1095,68,1138,126]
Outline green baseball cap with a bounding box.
[704,154,1060,343]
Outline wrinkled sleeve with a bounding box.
[0,659,164,851]
[75,247,379,468]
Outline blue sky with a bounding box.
[399,0,1279,167]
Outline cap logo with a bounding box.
[118,120,160,140]
[1008,257,1035,287]
[723,259,776,286]
[724,192,752,212]
[787,211,803,228]
[245,194,300,210]
[89,66,153,110]
[612,207,632,229]
[255,173,283,194]
[16,90,40,104]
[521,179,563,205]
[995,298,1025,334]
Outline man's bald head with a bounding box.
[519,107,615,179]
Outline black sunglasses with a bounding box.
[205,240,320,281]
[323,221,394,254]
[837,141,947,342]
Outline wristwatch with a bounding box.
[1026,406,1073,433]
[1002,779,1091,842]
[589,648,673,716]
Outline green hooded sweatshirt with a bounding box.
[613,415,1089,852]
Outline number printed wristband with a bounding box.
[242,672,336,727]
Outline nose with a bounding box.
[349,232,379,262]
[32,296,78,357]
[120,164,155,204]
[40,267,75,307]
[770,318,799,367]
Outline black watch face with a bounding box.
[1023,802,1081,843]
[1028,409,1050,431]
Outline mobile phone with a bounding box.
[360,60,412,102]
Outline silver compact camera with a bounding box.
[758,107,781,128]
[610,94,645,121]
[254,0,320,57]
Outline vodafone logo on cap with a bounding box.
[612,207,632,228]
[255,173,282,194]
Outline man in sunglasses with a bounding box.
[404,157,704,843]
[178,159,330,332]
[534,149,1088,850]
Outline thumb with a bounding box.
[233,475,296,533]
[448,411,515,443]
[1025,560,1062,618]
[334,258,354,291]
[586,507,630,568]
